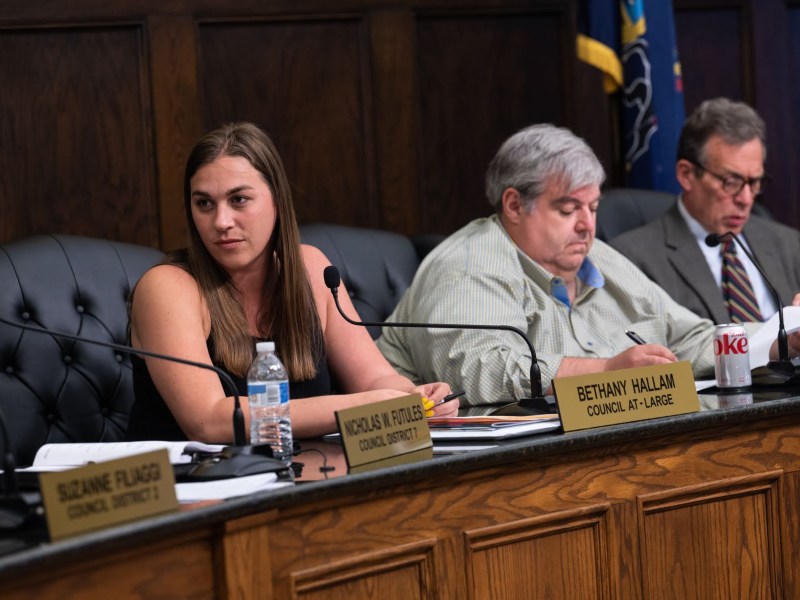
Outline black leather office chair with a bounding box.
[596,188,676,242]
[0,226,433,464]
[0,235,163,465]
[597,187,775,242]
[300,223,424,339]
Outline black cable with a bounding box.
[292,447,334,478]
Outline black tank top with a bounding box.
[126,338,331,442]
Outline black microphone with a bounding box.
[705,231,794,377]
[323,266,555,416]
[0,315,287,480]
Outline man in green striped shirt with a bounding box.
[377,124,718,406]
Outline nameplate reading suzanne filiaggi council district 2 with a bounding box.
[39,448,178,541]
[335,393,432,473]
[553,361,699,432]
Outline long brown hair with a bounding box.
[172,122,322,379]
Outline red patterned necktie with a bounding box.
[721,240,763,322]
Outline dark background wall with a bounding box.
[1,0,798,251]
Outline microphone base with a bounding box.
[490,395,558,417]
[751,358,800,386]
[766,359,798,377]
[184,444,291,481]
[0,494,41,531]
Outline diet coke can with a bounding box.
[713,323,752,389]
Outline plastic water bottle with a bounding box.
[247,341,293,463]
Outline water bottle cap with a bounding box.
[256,341,275,352]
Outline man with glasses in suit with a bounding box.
[611,97,800,324]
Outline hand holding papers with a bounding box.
[749,306,800,384]
[748,306,800,370]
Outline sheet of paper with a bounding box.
[175,473,293,502]
[432,443,500,454]
[695,379,716,392]
[428,419,561,440]
[747,306,800,369]
[31,441,226,467]
[427,414,558,427]
[322,413,560,442]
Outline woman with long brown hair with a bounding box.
[126,122,457,442]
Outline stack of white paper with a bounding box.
[20,442,295,502]
[27,441,226,470]
[175,473,293,502]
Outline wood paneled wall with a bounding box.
[0,0,798,250]
[674,0,800,239]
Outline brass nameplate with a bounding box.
[39,449,178,541]
[335,393,432,472]
[553,361,699,432]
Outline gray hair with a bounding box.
[485,124,605,212]
[678,97,767,164]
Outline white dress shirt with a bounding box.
[677,197,778,319]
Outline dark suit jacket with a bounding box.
[609,203,800,323]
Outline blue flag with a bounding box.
[577,0,685,193]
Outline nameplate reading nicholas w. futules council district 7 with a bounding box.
[335,393,432,473]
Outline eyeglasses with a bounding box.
[685,159,770,196]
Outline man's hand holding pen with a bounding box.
[608,329,677,370]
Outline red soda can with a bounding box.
[713,323,752,389]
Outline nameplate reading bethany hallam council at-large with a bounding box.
[552,361,699,432]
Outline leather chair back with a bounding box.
[597,187,775,242]
[0,235,163,465]
[596,188,675,242]
[300,224,421,339]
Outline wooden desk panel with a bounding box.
[3,407,800,599]
[4,530,216,599]
[638,472,783,599]
[267,415,800,599]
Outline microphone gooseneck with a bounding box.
[0,315,290,480]
[705,231,792,373]
[0,411,18,495]
[323,266,553,415]
[0,315,246,447]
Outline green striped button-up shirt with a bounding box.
[377,215,717,405]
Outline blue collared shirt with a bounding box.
[551,257,605,308]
